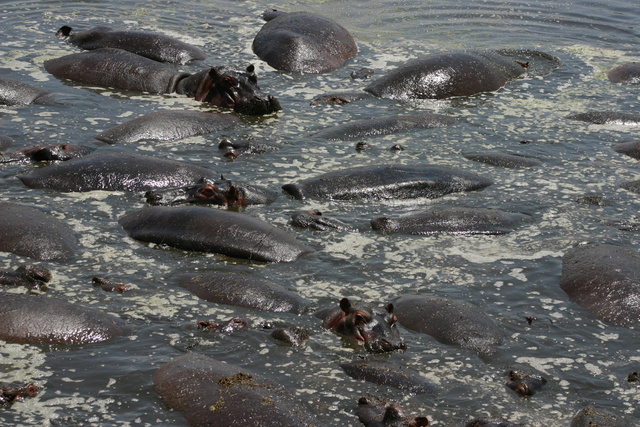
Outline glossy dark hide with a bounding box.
[0,293,129,345]
[282,164,492,201]
[314,112,455,140]
[95,110,240,144]
[363,50,527,100]
[1,144,95,164]
[570,407,628,427]
[463,151,543,168]
[0,202,78,261]
[394,295,503,356]
[119,206,315,263]
[0,265,51,290]
[560,244,640,326]
[567,111,640,125]
[504,368,547,396]
[371,208,531,235]
[177,271,309,314]
[607,62,640,84]
[290,211,358,232]
[154,352,319,426]
[0,76,54,105]
[612,140,640,160]
[59,25,206,64]
[339,361,437,394]
[252,10,357,73]
[18,152,219,192]
[355,396,430,427]
[465,418,521,427]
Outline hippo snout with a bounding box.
[235,94,281,116]
[365,337,407,354]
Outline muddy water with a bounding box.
[1,0,639,425]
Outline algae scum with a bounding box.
[1,0,640,425]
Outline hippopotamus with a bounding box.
[94,110,241,144]
[252,10,357,73]
[282,164,493,201]
[177,271,309,314]
[339,360,437,394]
[271,326,310,347]
[144,177,279,207]
[355,395,430,427]
[0,76,55,106]
[463,151,543,168]
[567,111,640,125]
[0,202,78,261]
[504,367,547,396]
[56,25,206,65]
[560,243,640,326]
[394,295,503,356]
[570,406,628,427]
[465,418,521,427]
[311,49,559,104]
[218,137,280,159]
[119,206,315,263]
[607,62,640,84]
[17,152,220,192]
[154,352,319,425]
[0,135,13,150]
[92,276,129,293]
[314,112,456,141]
[0,293,129,345]
[0,265,51,291]
[290,210,359,232]
[316,298,406,353]
[613,140,640,160]
[620,179,640,194]
[371,207,531,235]
[44,49,280,115]
[0,144,95,164]
[0,382,38,407]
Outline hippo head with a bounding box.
[145,178,245,207]
[356,396,430,427]
[193,65,281,115]
[326,298,406,353]
[18,144,96,162]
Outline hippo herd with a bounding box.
[1,7,639,427]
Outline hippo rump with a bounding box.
[119,206,314,263]
[339,360,437,394]
[282,164,492,201]
[0,293,129,345]
[394,295,503,356]
[0,75,55,106]
[57,25,206,64]
[0,202,78,261]
[371,207,531,235]
[607,62,640,84]
[252,10,357,73]
[44,49,280,115]
[154,352,319,425]
[94,110,241,144]
[316,297,406,353]
[311,49,560,104]
[0,144,95,164]
[355,395,429,427]
[177,270,309,314]
[17,152,220,192]
[462,150,543,168]
[560,243,640,326]
[145,177,279,207]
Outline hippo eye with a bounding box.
[223,75,237,86]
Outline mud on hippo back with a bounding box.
[44,48,280,115]
[317,297,406,353]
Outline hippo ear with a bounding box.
[246,64,255,74]
[385,303,394,314]
[194,68,221,102]
[339,298,352,313]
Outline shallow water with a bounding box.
[1,0,639,425]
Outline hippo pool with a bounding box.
[1,0,639,425]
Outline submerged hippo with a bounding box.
[154,352,319,425]
[317,297,406,353]
[560,243,640,326]
[145,177,278,207]
[177,271,309,314]
[0,293,129,345]
[504,367,547,396]
[465,418,521,427]
[44,49,280,115]
[95,110,240,144]
[252,10,357,73]
[371,207,531,235]
[57,25,206,65]
[356,395,430,427]
[0,202,78,261]
[312,49,559,104]
[340,361,437,394]
[607,62,640,84]
[17,152,220,192]
[290,210,358,232]
[282,164,492,201]
[462,151,543,168]
[0,144,95,164]
[570,406,628,427]
[0,265,51,291]
[394,295,503,356]
[567,111,640,125]
[0,75,55,106]
[612,140,640,160]
[119,206,314,263]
